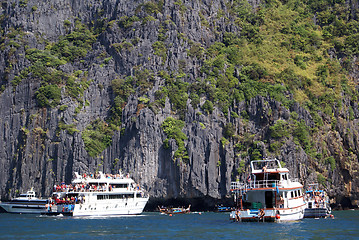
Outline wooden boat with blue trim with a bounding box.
[216,205,234,212]
[230,159,306,222]
[158,205,191,215]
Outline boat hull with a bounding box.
[159,208,190,215]
[47,197,149,216]
[230,205,305,222]
[216,206,234,212]
[0,203,47,214]
[277,205,305,221]
[230,209,276,222]
[304,207,331,218]
[304,197,331,218]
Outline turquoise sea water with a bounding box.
[0,210,358,239]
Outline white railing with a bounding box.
[231,181,245,190]
[231,180,281,192]
[248,180,280,189]
[230,181,247,196]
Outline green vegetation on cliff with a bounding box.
[79,0,359,167]
[82,119,117,157]
[9,20,96,107]
[2,0,358,174]
[189,0,356,116]
[161,117,188,161]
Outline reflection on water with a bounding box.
[0,211,358,239]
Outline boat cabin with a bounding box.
[19,191,36,199]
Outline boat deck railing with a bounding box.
[231,180,281,192]
[231,182,246,191]
[248,180,280,189]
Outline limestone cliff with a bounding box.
[0,0,359,210]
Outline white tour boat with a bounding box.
[47,171,149,216]
[304,183,331,218]
[0,189,50,214]
[230,159,306,222]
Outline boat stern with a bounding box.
[230,209,277,222]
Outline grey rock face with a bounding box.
[0,0,358,210]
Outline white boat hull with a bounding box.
[277,205,305,221]
[230,204,305,222]
[0,203,47,214]
[73,197,149,216]
[52,197,149,216]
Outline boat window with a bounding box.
[109,195,122,199]
[291,191,294,198]
[112,184,128,189]
[88,182,106,185]
[294,190,298,197]
[97,193,135,200]
[97,195,108,200]
[283,174,288,180]
[254,173,264,181]
[268,173,280,181]
[110,195,119,199]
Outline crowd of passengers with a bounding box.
[53,172,141,193]
[54,183,113,192]
[53,195,86,205]
[305,190,328,207]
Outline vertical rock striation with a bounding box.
[0,0,358,210]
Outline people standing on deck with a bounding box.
[235,209,241,222]
[53,172,139,193]
[258,209,265,221]
[278,195,284,208]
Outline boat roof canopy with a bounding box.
[250,159,289,174]
[72,172,135,184]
